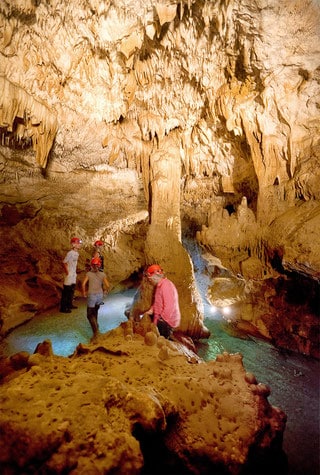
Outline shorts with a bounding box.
[88,293,103,308]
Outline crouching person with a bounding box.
[82,257,110,340]
[144,264,181,339]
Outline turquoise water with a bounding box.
[0,290,133,358]
[0,288,319,475]
[198,315,319,475]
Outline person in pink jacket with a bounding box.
[145,264,181,339]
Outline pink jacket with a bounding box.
[152,278,181,328]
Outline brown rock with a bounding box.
[0,323,286,474]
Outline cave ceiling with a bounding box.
[0,0,320,279]
[0,0,318,198]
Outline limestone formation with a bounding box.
[0,322,287,475]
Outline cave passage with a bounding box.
[0,289,134,358]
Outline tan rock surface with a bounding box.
[0,321,286,474]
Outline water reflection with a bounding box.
[0,289,135,358]
[199,315,319,475]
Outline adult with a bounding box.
[82,256,110,338]
[60,236,82,313]
[145,264,181,339]
[93,240,104,271]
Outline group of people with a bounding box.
[59,237,181,340]
[60,238,109,338]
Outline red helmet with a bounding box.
[145,264,164,277]
[71,237,82,244]
[94,240,104,246]
[91,257,101,266]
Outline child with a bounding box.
[82,256,110,338]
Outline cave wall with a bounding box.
[0,0,319,352]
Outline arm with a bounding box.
[62,251,71,275]
[82,275,89,297]
[145,305,154,315]
[103,277,110,293]
[63,262,69,275]
[152,289,162,325]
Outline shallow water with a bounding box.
[198,315,320,475]
[0,288,319,475]
[0,290,133,358]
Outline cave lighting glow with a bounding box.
[221,306,232,316]
[205,305,225,321]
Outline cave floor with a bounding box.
[0,289,319,475]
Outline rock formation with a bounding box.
[0,0,319,354]
[0,321,287,475]
[1,1,319,471]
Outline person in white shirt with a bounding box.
[59,237,82,313]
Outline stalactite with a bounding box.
[0,75,58,168]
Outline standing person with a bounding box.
[60,237,82,313]
[82,256,110,339]
[144,264,181,339]
[93,240,104,271]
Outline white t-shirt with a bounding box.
[63,249,79,285]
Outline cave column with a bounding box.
[144,135,209,339]
[149,144,181,241]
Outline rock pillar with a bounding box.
[144,135,209,339]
